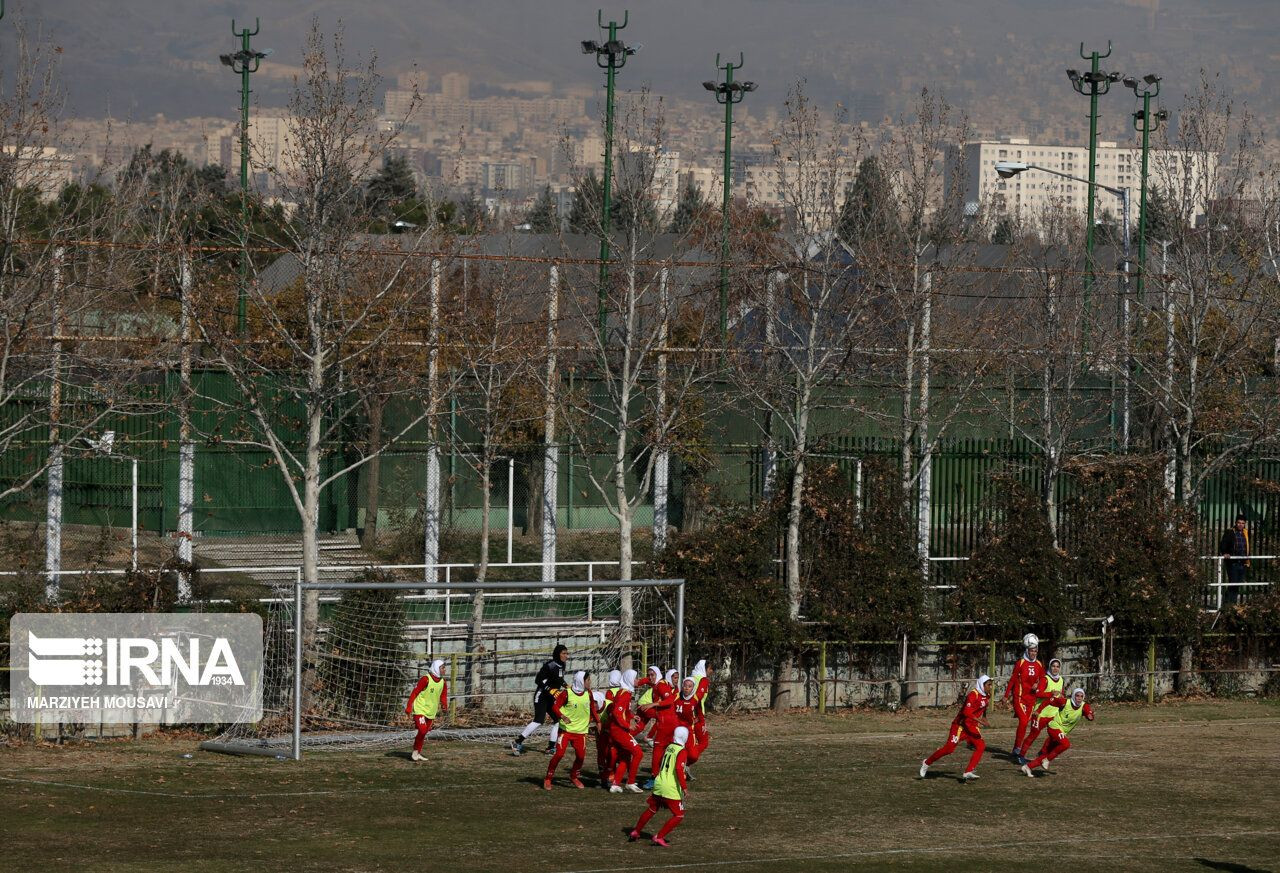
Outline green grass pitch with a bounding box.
[3,699,1278,872]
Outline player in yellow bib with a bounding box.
[1017,657,1064,761]
[628,725,690,848]
[544,671,600,790]
[1021,687,1095,776]
[404,658,448,762]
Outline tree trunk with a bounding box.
[466,462,492,707]
[361,398,384,551]
[900,637,919,710]
[1176,643,1195,694]
[523,454,543,537]
[540,263,559,587]
[177,253,195,599]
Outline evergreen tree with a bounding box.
[364,155,418,219]
[948,476,1070,640]
[991,215,1016,245]
[567,170,602,234]
[524,185,559,233]
[669,178,710,235]
[1141,185,1181,247]
[453,187,487,234]
[836,155,899,250]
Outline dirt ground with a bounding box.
[3,699,1278,872]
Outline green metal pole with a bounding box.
[597,20,618,344]
[719,63,734,347]
[1137,93,1151,302]
[1084,49,1100,324]
[230,19,263,337]
[239,44,250,336]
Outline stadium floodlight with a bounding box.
[1143,73,1161,85]
[703,51,757,350]
[995,161,1029,179]
[1068,42,1122,330]
[581,11,638,342]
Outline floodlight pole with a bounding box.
[227,18,265,336]
[1130,77,1165,303]
[1069,43,1120,351]
[583,11,636,344]
[708,53,752,348]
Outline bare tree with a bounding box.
[1136,75,1280,506]
[189,24,436,689]
[731,86,872,709]
[551,91,717,662]
[453,257,539,704]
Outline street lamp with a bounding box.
[703,53,756,348]
[995,160,1134,448]
[1067,43,1123,313]
[581,10,639,343]
[1124,73,1168,303]
[221,19,271,336]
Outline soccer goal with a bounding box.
[200,578,685,759]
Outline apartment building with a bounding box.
[950,137,1217,228]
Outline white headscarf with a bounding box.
[621,669,637,692]
[592,690,605,707]
[1069,687,1085,708]
[664,668,679,687]
[648,665,662,683]
[1048,658,1062,679]
[974,674,991,697]
[681,676,696,699]
[672,726,690,746]
[429,658,445,678]
[571,670,587,693]
[608,669,622,689]
[690,659,707,680]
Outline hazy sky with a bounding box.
[10,0,1278,129]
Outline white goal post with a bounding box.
[200,577,685,760]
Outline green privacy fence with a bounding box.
[0,372,1276,565]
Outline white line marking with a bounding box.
[558,829,1280,873]
[0,774,463,799]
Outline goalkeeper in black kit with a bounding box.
[510,644,569,755]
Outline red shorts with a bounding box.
[412,715,434,732]
[647,794,683,815]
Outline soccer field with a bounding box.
[3,700,1278,873]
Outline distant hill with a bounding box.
[14,0,1280,139]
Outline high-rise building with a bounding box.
[949,137,1217,229]
[441,73,471,101]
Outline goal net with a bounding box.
[200,578,684,759]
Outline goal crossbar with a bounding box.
[240,578,684,761]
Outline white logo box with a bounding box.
[10,613,263,725]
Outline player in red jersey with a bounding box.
[1003,633,1044,764]
[544,671,600,790]
[1020,688,1095,777]
[638,668,680,788]
[633,665,664,740]
[596,669,623,789]
[608,669,645,793]
[687,659,710,768]
[1017,657,1064,761]
[404,658,447,762]
[919,673,991,781]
